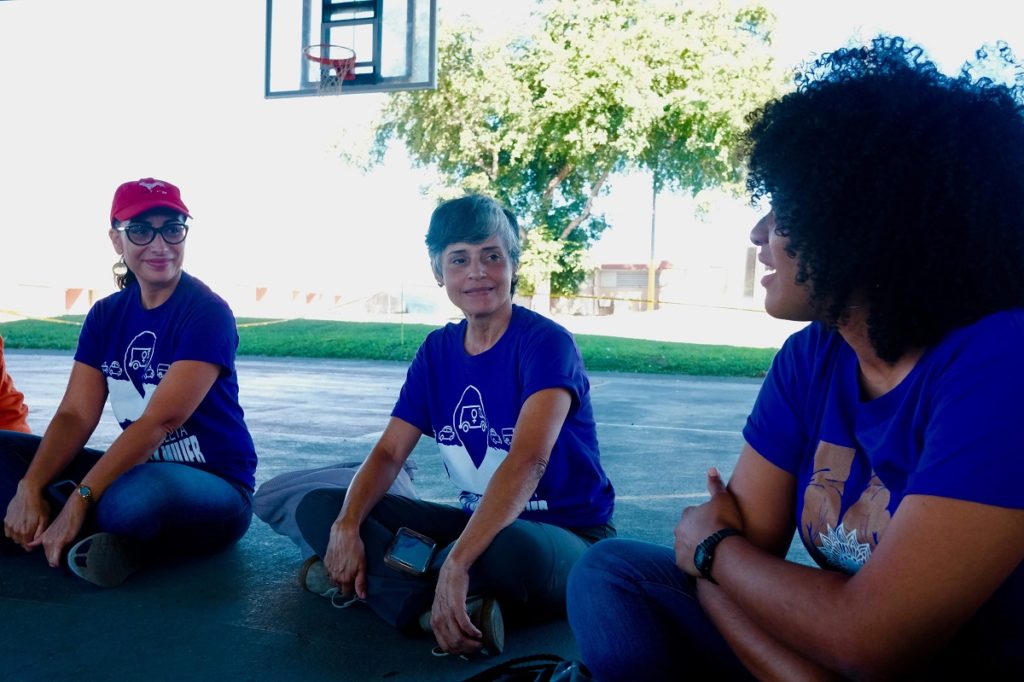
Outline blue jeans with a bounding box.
[295,488,614,631]
[567,539,752,681]
[0,430,252,557]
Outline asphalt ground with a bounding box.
[1,350,779,681]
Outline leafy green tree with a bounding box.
[371,0,781,295]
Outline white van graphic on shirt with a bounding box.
[102,331,206,464]
[125,330,156,397]
[435,384,547,512]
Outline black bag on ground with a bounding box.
[461,654,593,682]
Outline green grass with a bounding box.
[235,319,437,362]
[0,316,777,378]
[575,334,774,376]
[0,317,85,351]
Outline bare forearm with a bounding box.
[448,455,546,568]
[21,412,98,490]
[698,580,842,681]
[710,536,949,678]
[79,416,173,498]
[708,538,858,670]
[335,448,408,531]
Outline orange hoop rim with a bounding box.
[302,44,357,79]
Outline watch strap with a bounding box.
[696,528,740,584]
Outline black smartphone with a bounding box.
[46,479,78,507]
[384,527,437,576]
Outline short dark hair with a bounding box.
[425,194,521,280]
[745,36,1024,362]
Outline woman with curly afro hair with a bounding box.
[567,36,1024,679]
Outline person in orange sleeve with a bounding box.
[0,336,30,434]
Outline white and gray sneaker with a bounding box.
[67,532,143,588]
[298,556,360,609]
[421,595,505,656]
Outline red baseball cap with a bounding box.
[110,178,192,224]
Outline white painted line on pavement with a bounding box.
[597,421,736,436]
[247,430,384,442]
[615,492,710,501]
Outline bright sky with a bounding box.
[1,0,1023,307]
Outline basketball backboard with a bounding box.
[265,0,437,98]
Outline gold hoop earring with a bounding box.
[112,256,128,278]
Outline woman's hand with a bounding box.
[32,495,88,567]
[430,557,481,656]
[675,467,744,576]
[3,481,51,551]
[323,522,368,600]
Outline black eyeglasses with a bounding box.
[116,221,189,246]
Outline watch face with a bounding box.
[694,542,710,572]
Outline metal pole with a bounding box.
[646,179,658,311]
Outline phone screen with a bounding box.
[386,528,436,574]
[46,479,78,506]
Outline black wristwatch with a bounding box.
[694,528,740,584]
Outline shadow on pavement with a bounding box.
[2,352,768,681]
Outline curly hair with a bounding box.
[745,36,1024,362]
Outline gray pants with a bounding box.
[295,489,614,632]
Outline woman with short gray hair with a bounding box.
[426,193,522,287]
[295,193,615,657]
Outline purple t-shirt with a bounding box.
[392,305,614,528]
[744,311,1023,660]
[75,272,257,490]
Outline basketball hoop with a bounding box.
[303,44,356,96]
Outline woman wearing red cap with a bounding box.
[0,177,258,586]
